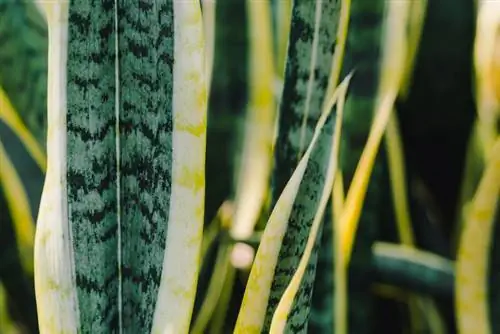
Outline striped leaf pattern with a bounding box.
[1,0,497,333]
[34,1,206,333]
[234,75,350,334]
[264,1,341,332]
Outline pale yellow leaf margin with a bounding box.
[151,1,207,333]
[268,71,349,334]
[233,73,352,334]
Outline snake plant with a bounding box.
[1,0,499,333]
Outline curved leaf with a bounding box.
[455,138,500,334]
[0,0,48,148]
[0,88,46,171]
[269,72,346,333]
[372,242,454,300]
[234,75,350,333]
[473,0,500,161]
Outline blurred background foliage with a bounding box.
[0,0,498,333]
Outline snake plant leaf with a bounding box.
[372,242,454,300]
[271,0,292,79]
[308,0,350,331]
[489,201,500,333]
[34,2,78,332]
[0,282,17,333]
[334,1,386,332]
[34,1,206,333]
[268,73,346,333]
[0,135,37,276]
[204,0,248,225]
[230,0,275,242]
[454,4,500,333]
[201,0,215,93]
[0,0,47,283]
[399,0,427,100]
[200,3,275,326]
[385,115,414,246]
[0,188,39,333]
[453,122,487,253]
[456,138,500,334]
[272,0,341,198]
[258,1,340,333]
[0,0,48,152]
[234,75,350,334]
[192,0,248,326]
[385,112,446,334]
[473,0,500,161]
[0,86,46,172]
[335,0,432,332]
[0,88,44,278]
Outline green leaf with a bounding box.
[455,136,500,334]
[259,2,341,332]
[272,0,341,198]
[372,242,454,299]
[335,1,386,332]
[269,70,347,333]
[230,0,275,242]
[0,0,48,149]
[204,0,248,225]
[234,74,350,334]
[34,1,207,333]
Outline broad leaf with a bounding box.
[34,1,207,333]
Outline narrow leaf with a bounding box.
[335,1,386,332]
[272,0,341,197]
[456,138,500,334]
[230,0,275,241]
[261,1,341,332]
[269,73,347,333]
[0,0,48,148]
[273,0,292,78]
[201,0,215,93]
[372,242,454,299]
[473,0,500,161]
[0,141,35,275]
[234,75,350,334]
[204,0,248,224]
[150,1,207,332]
[34,2,79,333]
[0,88,46,171]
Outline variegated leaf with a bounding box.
[34,1,206,333]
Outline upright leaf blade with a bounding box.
[234,76,350,334]
[151,1,207,332]
[35,1,206,333]
[34,2,80,333]
[230,0,275,242]
[260,1,341,332]
[204,0,248,225]
[272,0,340,198]
[335,1,386,332]
[269,75,347,333]
[456,138,500,334]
